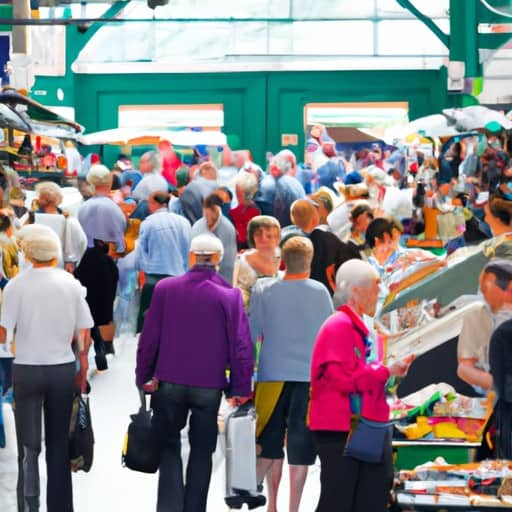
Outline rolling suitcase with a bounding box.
[224,401,266,510]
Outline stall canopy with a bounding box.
[0,89,83,140]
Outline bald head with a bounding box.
[290,199,319,232]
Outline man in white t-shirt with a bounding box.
[0,224,93,512]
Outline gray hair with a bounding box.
[333,259,379,307]
[141,151,162,173]
[234,171,258,202]
[273,156,293,176]
[35,181,63,205]
[87,164,112,187]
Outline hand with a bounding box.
[389,354,415,377]
[229,396,252,407]
[142,378,159,394]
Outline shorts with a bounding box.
[257,381,316,465]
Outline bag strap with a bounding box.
[349,317,369,417]
[139,389,148,412]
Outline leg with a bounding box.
[256,385,289,511]
[313,431,359,512]
[153,383,189,512]
[285,383,317,512]
[288,465,308,512]
[90,326,108,371]
[353,431,394,512]
[261,458,283,512]
[13,365,44,512]
[43,363,76,512]
[184,386,222,512]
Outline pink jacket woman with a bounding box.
[309,304,390,432]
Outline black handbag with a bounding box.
[69,387,94,473]
[122,389,161,473]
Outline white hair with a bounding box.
[141,151,162,173]
[333,259,379,306]
[17,224,61,263]
[87,164,112,186]
[234,171,258,200]
[35,181,62,205]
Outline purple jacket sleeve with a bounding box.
[227,289,254,397]
[135,283,164,387]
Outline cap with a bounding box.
[190,234,224,260]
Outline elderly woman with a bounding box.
[33,181,87,272]
[229,171,261,250]
[234,215,281,308]
[0,224,93,512]
[309,259,413,512]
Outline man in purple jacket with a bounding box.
[136,233,254,512]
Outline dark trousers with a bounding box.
[313,430,393,512]
[0,357,13,392]
[152,382,222,512]
[14,363,76,512]
[137,274,169,333]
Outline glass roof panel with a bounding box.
[74,0,449,72]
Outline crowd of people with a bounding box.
[0,125,512,512]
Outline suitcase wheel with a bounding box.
[225,494,266,510]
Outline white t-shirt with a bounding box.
[1,266,94,365]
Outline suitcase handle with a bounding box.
[231,400,254,418]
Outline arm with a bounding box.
[227,290,255,397]
[180,219,192,272]
[135,283,165,387]
[248,282,263,345]
[64,217,87,266]
[457,358,493,390]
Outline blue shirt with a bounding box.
[250,277,334,382]
[273,175,306,227]
[77,195,127,252]
[135,208,192,276]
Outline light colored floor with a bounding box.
[0,334,321,511]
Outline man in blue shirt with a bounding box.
[250,236,333,512]
[134,191,192,331]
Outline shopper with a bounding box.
[251,236,333,512]
[0,224,93,512]
[134,191,192,331]
[136,234,253,512]
[309,259,413,512]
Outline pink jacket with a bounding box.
[309,305,390,432]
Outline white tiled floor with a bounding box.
[0,335,320,511]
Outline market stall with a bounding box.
[395,459,512,510]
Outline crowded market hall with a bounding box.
[5,1,512,511]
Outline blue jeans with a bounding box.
[152,382,222,512]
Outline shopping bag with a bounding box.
[69,392,94,472]
[122,389,160,473]
[344,415,391,464]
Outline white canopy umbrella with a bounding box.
[404,114,459,138]
[443,106,512,132]
[80,128,227,147]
